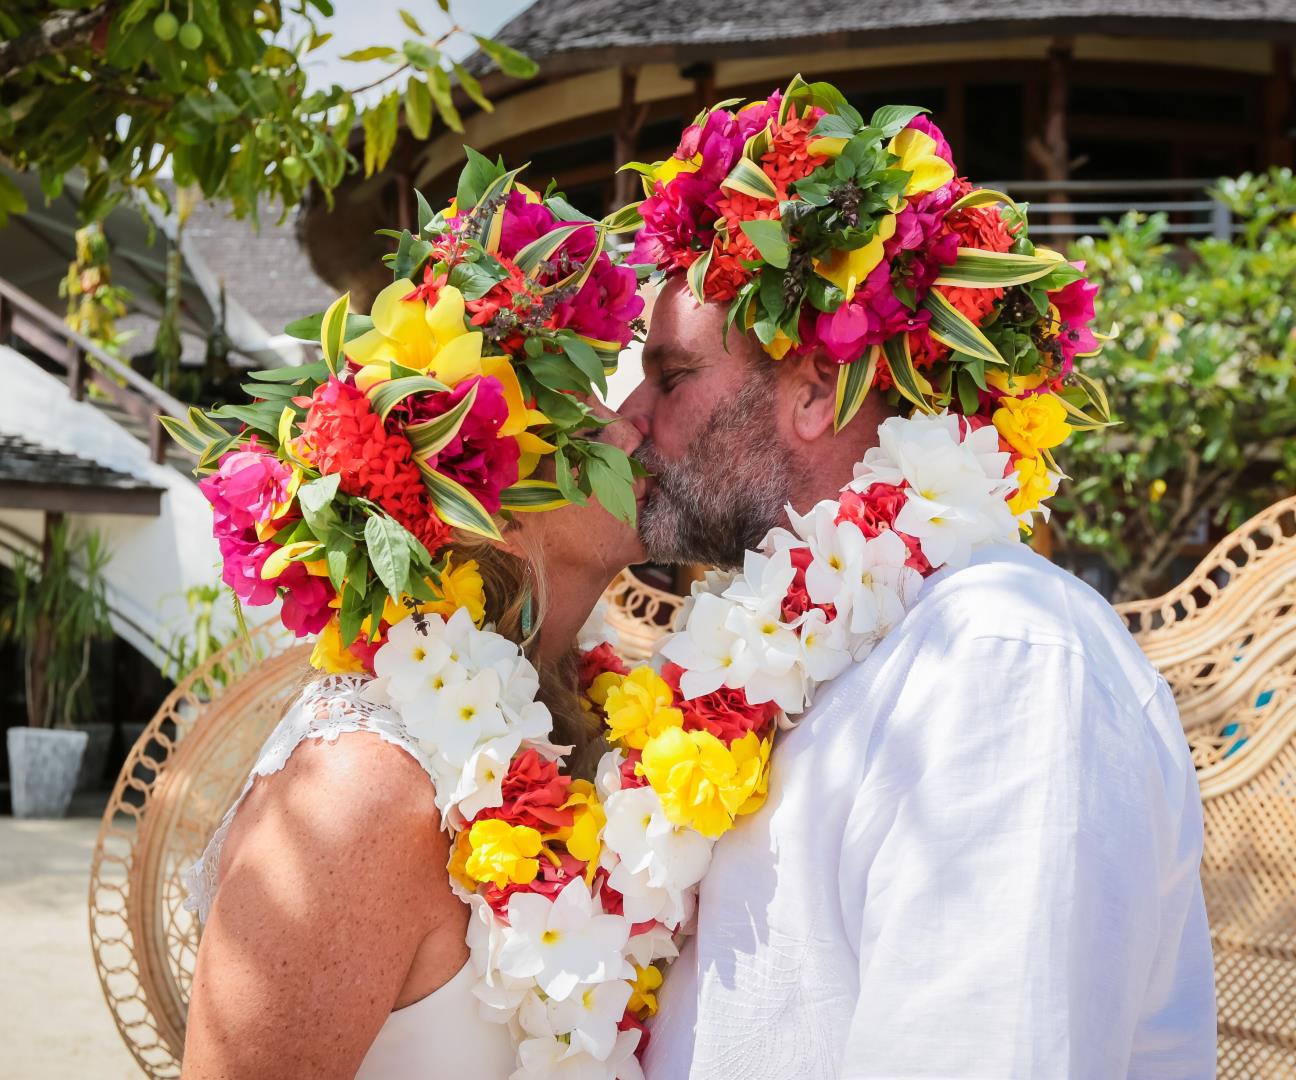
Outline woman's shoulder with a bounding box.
[184,675,446,923]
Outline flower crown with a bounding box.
[617,75,1112,519]
[166,153,645,673]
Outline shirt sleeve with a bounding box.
[835,634,1197,1079]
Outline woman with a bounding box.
[182,429,645,1079]
[177,158,651,1078]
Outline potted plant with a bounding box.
[1,519,112,818]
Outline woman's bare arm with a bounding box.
[182,732,460,1079]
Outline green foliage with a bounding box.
[0,2,532,224]
[1052,168,1296,600]
[158,582,237,698]
[0,521,113,728]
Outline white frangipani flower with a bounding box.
[538,979,635,1061]
[497,879,633,1002]
[623,924,680,968]
[671,567,738,632]
[795,607,853,684]
[512,1029,643,1080]
[449,733,523,822]
[601,786,711,925]
[659,592,758,701]
[404,667,509,767]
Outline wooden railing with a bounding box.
[0,277,192,464]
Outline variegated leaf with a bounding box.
[406,383,478,459]
[367,375,450,420]
[921,289,1006,366]
[834,346,880,433]
[933,248,1064,289]
[320,292,350,374]
[419,464,502,540]
[882,335,937,414]
[499,480,569,512]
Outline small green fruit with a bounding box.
[152,11,179,40]
[281,155,304,181]
[254,121,275,143]
[177,21,203,50]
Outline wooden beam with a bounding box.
[1028,39,1075,229]
[0,481,163,517]
[1264,44,1294,168]
[612,66,649,212]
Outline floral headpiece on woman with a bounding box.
[165,152,644,673]
[616,74,1112,521]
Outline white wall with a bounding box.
[0,345,247,664]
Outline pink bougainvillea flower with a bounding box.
[813,261,929,363]
[277,564,336,637]
[408,375,520,514]
[905,114,955,165]
[1048,266,1100,372]
[215,533,280,607]
[200,444,293,538]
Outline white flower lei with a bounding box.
[360,410,1048,1080]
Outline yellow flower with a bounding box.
[653,153,701,186]
[813,213,898,303]
[1008,454,1058,520]
[604,667,683,750]
[638,728,771,839]
[558,780,606,884]
[744,306,796,360]
[348,279,546,442]
[464,819,542,889]
[309,616,366,674]
[629,964,664,1019]
[447,831,476,892]
[585,671,625,710]
[1149,478,1167,503]
[986,369,1047,396]
[993,394,1071,458]
[886,127,955,196]
[260,540,329,581]
[807,135,848,158]
[377,556,488,630]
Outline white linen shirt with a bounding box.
[644,543,1215,1080]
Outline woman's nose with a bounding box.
[586,398,644,455]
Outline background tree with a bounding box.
[1052,168,1296,602]
[0,0,536,226]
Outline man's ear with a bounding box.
[788,352,839,443]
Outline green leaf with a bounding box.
[834,347,880,433]
[721,157,778,202]
[403,40,441,70]
[320,292,350,374]
[563,336,607,396]
[247,360,330,384]
[341,46,398,61]
[870,104,929,138]
[368,375,451,420]
[414,189,436,235]
[398,8,424,34]
[406,383,478,459]
[686,246,714,304]
[949,187,1021,217]
[364,514,412,598]
[499,480,568,512]
[452,61,494,114]
[457,145,504,210]
[881,335,937,414]
[601,201,644,234]
[405,78,432,141]
[420,466,502,540]
[513,223,589,276]
[552,446,587,506]
[956,369,982,417]
[472,35,539,79]
[740,220,791,269]
[585,457,636,525]
[391,230,434,280]
[284,311,373,343]
[427,66,462,133]
[933,248,1065,289]
[326,546,350,592]
[447,258,508,300]
[159,415,210,457]
[921,289,1006,366]
[0,173,28,227]
[298,473,342,539]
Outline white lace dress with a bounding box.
[182,675,518,1079]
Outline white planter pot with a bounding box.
[7,727,88,819]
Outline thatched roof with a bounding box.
[471,0,1296,75]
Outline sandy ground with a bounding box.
[1,801,143,1079]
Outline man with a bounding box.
[619,275,1216,1078]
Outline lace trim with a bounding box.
[181,674,437,923]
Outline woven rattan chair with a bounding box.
[88,622,307,1079]
[1116,494,1296,1078]
[602,568,683,661]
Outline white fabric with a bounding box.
[182,674,517,1080]
[645,543,1216,1080]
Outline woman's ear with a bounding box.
[788,353,839,443]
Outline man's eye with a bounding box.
[661,370,686,391]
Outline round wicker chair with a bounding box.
[88,622,307,1079]
[1116,494,1296,1078]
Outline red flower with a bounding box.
[780,547,837,624]
[484,850,586,918]
[662,662,779,743]
[836,484,931,574]
[473,749,575,833]
[578,642,630,688]
[302,378,449,554]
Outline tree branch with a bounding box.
[0,6,108,81]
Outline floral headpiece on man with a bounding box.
[615,74,1112,521]
[166,152,645,673]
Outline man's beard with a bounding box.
[634,375,806,569]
